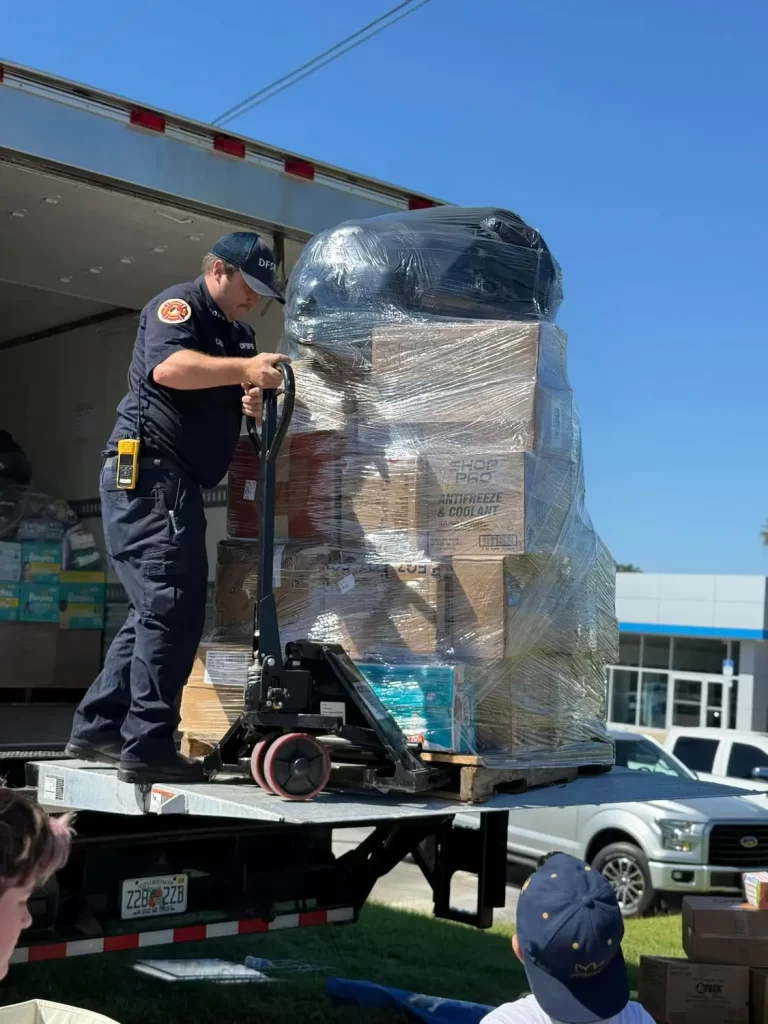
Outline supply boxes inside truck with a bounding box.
[0,461,105,691]
[183,206,618,771]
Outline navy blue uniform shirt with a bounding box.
[109,276,257,488]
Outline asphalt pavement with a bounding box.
[332,827,523,924]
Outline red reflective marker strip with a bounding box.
[173,925,207,943]
[129,108,165,132]
[238,918,270,934]
[299,910,329,928]
[28,942,68,962]
[408,197,435,210]
[12,908,350,964]
[285,157,315,180]
[104,934,140,952]
[214,135,246,158]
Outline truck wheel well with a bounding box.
[585,829,640,863]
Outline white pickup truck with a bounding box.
[663,727,768,793]
[494,729,768,917]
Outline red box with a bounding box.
[227,432,340,544]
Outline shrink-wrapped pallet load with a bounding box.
[184,206,617,770]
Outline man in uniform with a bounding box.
[67,231,290,784]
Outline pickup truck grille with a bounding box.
[709,825,768,867]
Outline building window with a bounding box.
[618,635,641,667]
[673,679,702,728]
[673,638,729,675]
[643,636,671,669]
[611,670,639,725]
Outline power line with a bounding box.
[212,0,432,127]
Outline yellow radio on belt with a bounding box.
[116,438,141,489]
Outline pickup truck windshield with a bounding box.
[613,738,694,780]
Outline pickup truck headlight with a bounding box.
[657,819,699,853]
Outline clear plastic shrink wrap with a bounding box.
[196,206,617,769]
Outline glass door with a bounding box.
[639,672,668,729]
[703,679,725,728]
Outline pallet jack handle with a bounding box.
[245,360,295,664]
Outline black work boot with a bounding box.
[117,753,207,785]
[65,738,123,765]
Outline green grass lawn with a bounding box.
[0,905,683,1023]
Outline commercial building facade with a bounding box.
[608,573,768,735]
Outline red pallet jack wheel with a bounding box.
[262,732,332,801]
[250,738,275,792]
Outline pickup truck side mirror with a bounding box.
[750,767,768,781]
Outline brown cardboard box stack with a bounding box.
[638,895,768,1023]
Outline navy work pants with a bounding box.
[71,458,208,764]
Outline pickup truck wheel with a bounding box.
[592,842,655,918]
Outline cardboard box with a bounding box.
[683,897,768,968]
[751,969,768,1024]
[180,643,255,740]
[212,541,329,641]
[449,554,616,661]
[227,432,341,545]
[21,542,61,583]
[0,582,20,621]
[368,322,571,440]
[340,452,426,554]
[53,630,102,687]
[0,541,21,583]
[639,956,748,1024]
[0,623,58,687]
[744,873,768,911]
[325,559,447,659]
[20,583,59,623]
[59,572,106,630]
[426,452,575,558]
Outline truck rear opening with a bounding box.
[0,159,300,750]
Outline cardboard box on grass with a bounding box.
[0,1000,121,1024]
[683,896,768,967]
[638,956,748,1024]
[751,969,768,1024]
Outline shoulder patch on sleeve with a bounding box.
[157,298,192,324]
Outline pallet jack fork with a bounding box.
[204,363,449,801]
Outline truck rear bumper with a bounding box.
[648,860,759,894]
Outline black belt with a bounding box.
[102,454,179,473]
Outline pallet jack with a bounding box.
[204,363,449,801]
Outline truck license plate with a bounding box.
[121,874,188,920]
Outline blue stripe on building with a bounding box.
[619,622,768,641]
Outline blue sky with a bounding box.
[4,0,767,574]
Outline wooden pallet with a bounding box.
[180,734,216,759]
[420,752,611,805]
[180,733,612,805]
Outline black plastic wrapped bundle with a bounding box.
[284,206,563,358]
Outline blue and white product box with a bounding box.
[358,662,477,754]
[0,542,22,583]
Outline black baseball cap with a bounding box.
[209,231,285,303]
[516,853,629,1023]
